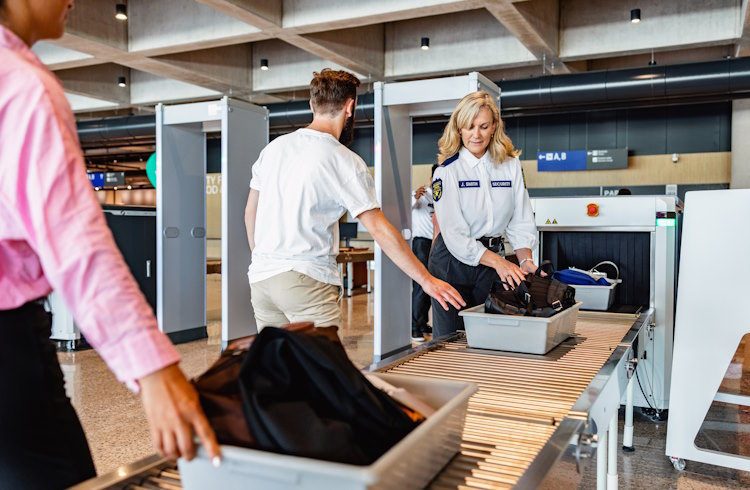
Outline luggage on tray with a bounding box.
[485,262,576,317]
[192,323,424,465]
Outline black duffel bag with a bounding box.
[485,262,576,317]
[238,327,420,465]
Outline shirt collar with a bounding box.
[0,25,43,68]
[459,146,490,168]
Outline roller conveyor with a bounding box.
[72,309,649,490]
[376,311,643,489]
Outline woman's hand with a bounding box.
[519,259,538,275]
[139,364,221,465]
[494,259,525,290]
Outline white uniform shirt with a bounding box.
[411,190,434,240]
[248,128,380,286]
[432,146,537,267]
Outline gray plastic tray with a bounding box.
[574,281,618,311]
[178,372,476,490]
[459,302,582,354]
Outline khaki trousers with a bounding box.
[251,271,343,331]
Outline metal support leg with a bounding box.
[347,262,353,297]
[597,426,607,490]
[367,260,372,293]
[608,412,618,489]
[623,377,634,452]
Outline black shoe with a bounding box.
[411,328,425,342]
[421,325,432,335]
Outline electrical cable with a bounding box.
[636,366,656,410]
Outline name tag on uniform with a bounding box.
[491,180,512,188]
[458,180,480,188]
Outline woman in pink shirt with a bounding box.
[0,1,220,487]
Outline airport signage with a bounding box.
[87,171,126,188]
[537,148,628,172]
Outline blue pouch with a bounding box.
[552,269,611,286]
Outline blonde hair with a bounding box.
[437,91,520,165]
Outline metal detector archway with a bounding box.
[156,97,268,347]
[373,72,500,360]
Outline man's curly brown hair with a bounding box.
[309,69,360,116]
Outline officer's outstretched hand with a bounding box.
[520,260,545,276]
[423,277,466,311]
[139,364,221,465]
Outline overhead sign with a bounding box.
[537,148,628,172]
[88,172,105,187]
[87,171,126,188]
[537,150,587,171]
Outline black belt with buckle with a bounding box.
[478,236,503,253]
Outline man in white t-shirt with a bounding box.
[245,69,464,329]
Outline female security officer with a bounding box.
[428,91,539,337]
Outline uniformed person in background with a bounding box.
[410,164,438,342]
[411,165,437,342]
[245,69,464,330]
[428,91,539,338]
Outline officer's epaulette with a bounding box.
[441,154,459,166]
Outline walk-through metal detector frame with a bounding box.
[156,97,268,347]
[373,72,500,361]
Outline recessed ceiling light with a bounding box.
[115,3,128,21]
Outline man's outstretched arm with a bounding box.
[357,208,465,311]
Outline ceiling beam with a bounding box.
[57,64,130,105]
[287,25,385,78]
[484,0,572,74]
[737,0,750,56]
[64,0,128,51]
[150,44,253,94]
[196,0,282,30]
[198,0,385,77]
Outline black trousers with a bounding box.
[428,234,499,338]
[411,237,433,331]
[0,300,96,489]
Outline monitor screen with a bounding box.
[339,222,358,240]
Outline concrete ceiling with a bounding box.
[33,0,749,115]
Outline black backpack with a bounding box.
[485,262,576,317]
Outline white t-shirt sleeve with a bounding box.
[433,167,485,266]
[505,158,538,251]
[249,148,265,190]
[339,160,380,218]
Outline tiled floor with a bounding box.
[59,275,750,487]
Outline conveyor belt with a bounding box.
[73,311,641,490]
[379,312,637,489]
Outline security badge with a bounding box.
[432,178,443,201]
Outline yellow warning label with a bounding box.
[545,219,551,224]
[552,219,558,224]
